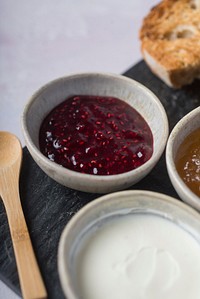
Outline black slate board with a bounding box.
[0,60,199,299]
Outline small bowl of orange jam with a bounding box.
[166,107,200,211]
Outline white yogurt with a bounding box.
[75,214,200,299]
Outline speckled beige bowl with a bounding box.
[58,190,200,299]
[21,73,168,193]
[166,107,200,211]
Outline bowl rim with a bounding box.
[166,106,200,210]
[21,72,169,184]
[58,189,200,299]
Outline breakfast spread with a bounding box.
[175,127,200,197]
[75,213,200,299]
[140,0,200,88]
[2,2,200,299]
[39,95,153,175]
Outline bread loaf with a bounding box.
[140,0,200,88]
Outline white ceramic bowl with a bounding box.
[21,73,168,193]
[166,107,200,211]
[58,190,200,299]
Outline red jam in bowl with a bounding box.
[39,95,153,175]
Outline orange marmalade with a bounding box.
[175,128,200,197]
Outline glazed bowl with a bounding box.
[166,107,200,211]
[58,190,200,299]
[21,73,168,193]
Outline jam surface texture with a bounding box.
[175,127,200,197]
[39,95,153,175]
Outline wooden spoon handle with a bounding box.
[10,213,47,299]
[1,175,47,299]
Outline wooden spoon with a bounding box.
[0,131,47,299]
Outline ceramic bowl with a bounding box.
[58,190,200,299]
[21,73,168,193]
[166,107,200,211]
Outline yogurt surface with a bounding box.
[75,214,200,299]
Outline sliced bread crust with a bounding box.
[140,0,200,88]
